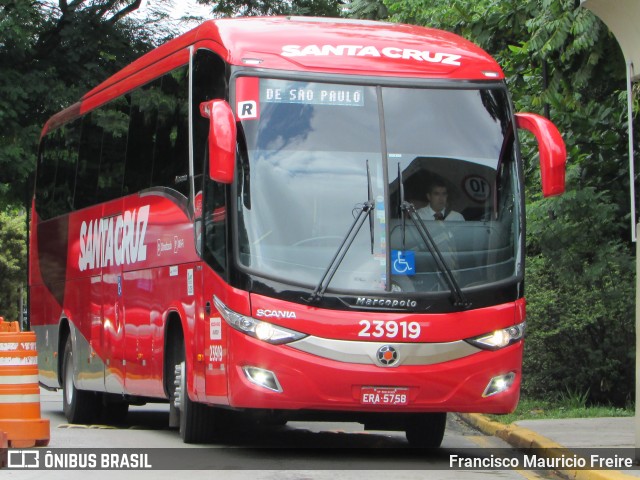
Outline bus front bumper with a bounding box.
[222,330,521,414]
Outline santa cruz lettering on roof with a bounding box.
[281,45,462,66]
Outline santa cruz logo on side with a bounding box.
[78,205,150,272]
[281,45,462,66]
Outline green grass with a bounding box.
[487,396,634,425]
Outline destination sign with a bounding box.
[261,80,364,107]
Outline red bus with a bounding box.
[29,17,566,447]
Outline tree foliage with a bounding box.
[0,209,27,322]
[343,0,388,20]
[0,0,174,322]
[0,0,171,208]
[385,0,636,404]
[525,177,635,405]
[197,0,341,18]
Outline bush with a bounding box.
[0,210,27,322]
[523,184,635,406]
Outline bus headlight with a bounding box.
[465,322,526,351]
[214,296,307,345]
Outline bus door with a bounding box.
[101,201,126,394]
[202,272,228,402]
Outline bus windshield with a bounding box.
[233,77,521,295]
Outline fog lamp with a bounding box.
[242,366,282,393]
[483,372,516,397]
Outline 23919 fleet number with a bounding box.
[358,320,421,339]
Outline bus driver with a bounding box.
[417,180,465,222]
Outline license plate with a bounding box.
[360,386,409,406]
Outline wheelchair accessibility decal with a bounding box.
[391,250,415,276]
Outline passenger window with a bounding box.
[35,135,58,220]
[75,112,102,210]
[95,96,129,203]
[36,120,81,220]
[151,67,190,197]
[124,80,159,194]
[193,49,228,275]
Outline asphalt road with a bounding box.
[3,388,559,480]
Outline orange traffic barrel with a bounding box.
[0,430,6,468]
[0,320,20,333]
[0,331,50,447]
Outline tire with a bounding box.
[405,413,447,448]
[174,359,216,444]
[62,336,99,424]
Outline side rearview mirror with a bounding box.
[515,112,567,197]
[199,100,236,184]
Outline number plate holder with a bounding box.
[360,386,409,406]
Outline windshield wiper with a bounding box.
[397,164,471,309]
[306,161,375,303]
[367,160,375,255]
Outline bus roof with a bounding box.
[84,17,503,100]
[41,17,504,136]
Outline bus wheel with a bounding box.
[405,413,447,448]
[62,336,98,424]
[174,360,215,443]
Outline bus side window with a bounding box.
[151,66,190,197]
[193,49,228,275]
[203,179,227,275]
[52,120,81,217]
[192,49,227,181]
[95,96,129,203]
[75,112,102,210]
[35,135,58,221]
[124,80,160,194]
[36,121,81,220]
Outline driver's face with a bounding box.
[427,186,448,213]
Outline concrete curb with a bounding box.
[458,413,637,480]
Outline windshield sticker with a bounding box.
[391,250,416,276]
[210,317,222,340]
[261,80,364,107]
[236,77,261,120]
[187,268,194,296]
[376,196,385,222]
[463,175,491,203]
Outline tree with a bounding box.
[196,0,341,18]
[0,0,173,208]
[525,178,635,406]
[343,0,388,20]
[508,1,635,406]
[0,0,176,328]
[0,209,27,322]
